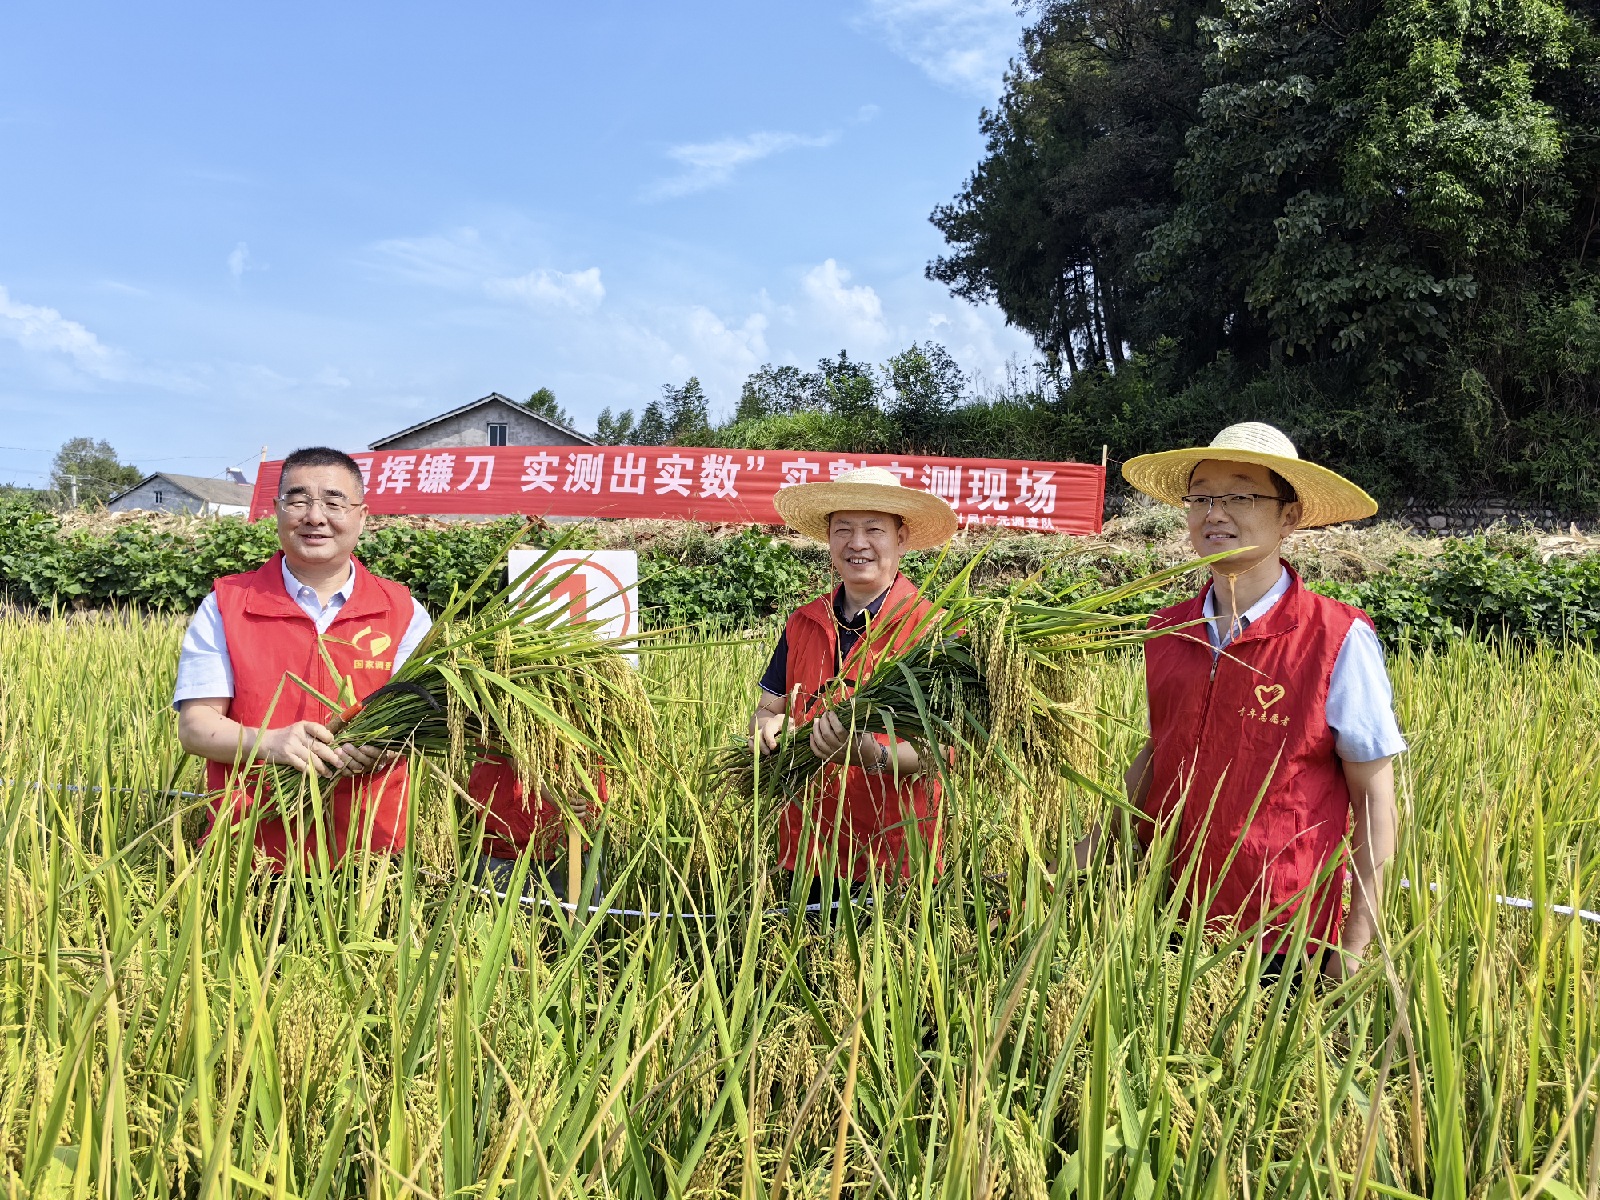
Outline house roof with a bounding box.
[368,392,594,449]
[111,472,255,507]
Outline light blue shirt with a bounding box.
[172,558,432,709]
[1202,566,1407,763]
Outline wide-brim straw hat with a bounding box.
[773,466,959,551]
[1122,422,1377,528]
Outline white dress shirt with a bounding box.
[1202,566,1407,763]
[172,558,432,709]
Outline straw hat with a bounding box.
[773,466,959,551]
[1122,422,1377,528]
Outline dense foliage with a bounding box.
[4,502,1597,644]
[930,0,1600,510]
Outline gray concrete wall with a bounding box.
[107,479,207,515]
[382,399,589,450]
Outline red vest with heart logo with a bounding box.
[1141,563,1371,953]
[777,572,944,880]
[206,552,414,867]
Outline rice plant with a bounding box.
[2,605,1599,1198]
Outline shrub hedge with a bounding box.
[2,500,1596,645]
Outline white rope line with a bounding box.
[1400,877,1600,925]
[8,779,1599,926]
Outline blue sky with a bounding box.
[0,1,1036,488]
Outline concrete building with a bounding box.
[370,392,594,451]
[108,471,254,516]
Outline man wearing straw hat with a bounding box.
[1095,422,1405,980]
[751,466,959,889]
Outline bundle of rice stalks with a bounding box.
[721,552,1211,799]
[278,528,653,799]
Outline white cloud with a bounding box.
[858,0,1021,97]
[684,307,768,374]
[484,266,605,312]
[369,228,604,313]
[801,259,889,347]
[368,227,499,289]
[227,241,251,281]
[0,284,121,378]
[645,130,837,200]
[312,366,352,389]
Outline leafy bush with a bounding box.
[4,504,1597,646]
[1309,538,1600,645]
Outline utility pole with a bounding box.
[67,473,78,508]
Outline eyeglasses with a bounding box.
[276,493,359,518]
[1181,493,1287,515]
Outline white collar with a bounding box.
[281,556,356,605]
[1202,564,1290,648]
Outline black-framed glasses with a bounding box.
[1181,493,1287,515]
[276,493,358,517]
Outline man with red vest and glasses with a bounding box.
[1080,423,1404,981]
[174,446,432,866]
[750,467,959,894]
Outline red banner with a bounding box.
[250,446,1105,535]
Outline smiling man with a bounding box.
[750,466,958,889]
[174,446,432,867]
[1092,423,1405,981]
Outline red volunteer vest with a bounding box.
[776,573,944,880]
[469,754,608,860]
[206,552,414,867]
[1141,563,1370,952]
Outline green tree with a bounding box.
[932,0,1600,508]
[50,437,143,508]
[594,407,637,445]
[524,387,574,430]
[735,364,822,421]
[884,342,968,452]
[929,0,1212,371]
[662,377,713,445]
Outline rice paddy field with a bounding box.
[4,603,1600,1198]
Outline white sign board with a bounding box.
[507,549,640,645]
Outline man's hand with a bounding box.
[753,710,789,756]
[1324,929,1371,982]
[257,721,346,776]
[336,743,400,776]
[808,710,880,767]
[750,689,793,757]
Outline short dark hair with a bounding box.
[1186,462,1299,504]
[280,446,364,496]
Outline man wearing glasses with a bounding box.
[1080,423,1404,982]
[174,446,431,866]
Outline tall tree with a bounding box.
[932,0,1600,505]
[735,364,823,421]
[929,0,1212,371]
[50,437,143,508]
[593,407,637,445]
[884,342,968,452]
[816,351,879,419]
[661,377,713,445]
[524,387,574,430]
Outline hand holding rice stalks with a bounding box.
[275,529,653,799]
[722,553,1212,797]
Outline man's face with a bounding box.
[275,463,367,571]
[1185,460,1302,572]
[828,510,909,595]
